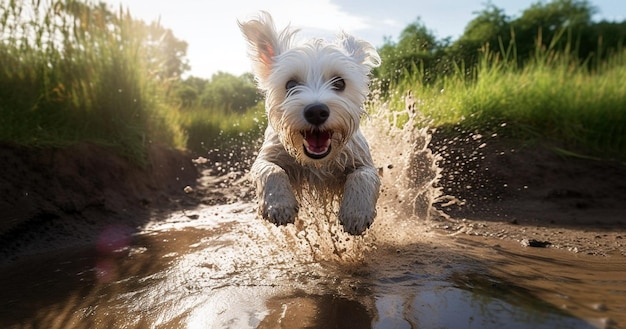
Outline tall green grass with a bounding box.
[3,0,624,164]
[385,41,626,161]
[0,0,185,164]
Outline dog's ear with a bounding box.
[238,11,295,82]
[340,33,381,70]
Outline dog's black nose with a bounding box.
[304,103,330,125]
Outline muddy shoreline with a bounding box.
[1,136,626,328]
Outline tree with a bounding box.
[200,72,259,113]
[173,76,207,107]
[135,20,190,80]
[374,18,443,89]
[448,0,619,69]
[511,0,596,60]
[451,3,511,66]
[588,20,626,60]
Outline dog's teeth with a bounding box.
[301,129,333,157]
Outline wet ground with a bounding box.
[1,108,626,328]
[1,198,625,329]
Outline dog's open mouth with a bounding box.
[302,129,332,159]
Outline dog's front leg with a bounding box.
[338,166,380,235]
[252,159,299,225]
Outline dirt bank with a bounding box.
[1,134,625,261]
[0,143,198,262]
[430,132,626,256]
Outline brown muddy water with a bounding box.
[1,201,625,329]
[2,107,626,328]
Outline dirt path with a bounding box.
[0,139,625,328]
[1,134,625,260]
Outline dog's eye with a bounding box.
[331,77,345,91]
[286,80,299,92]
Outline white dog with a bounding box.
[239,11,381,235]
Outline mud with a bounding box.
[0,121,625,328]
[429,130,626,257]
[1,191,624,328]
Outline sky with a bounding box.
[105,0,626,79]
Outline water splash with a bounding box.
[362,90,443,244]
[195,89,446,263]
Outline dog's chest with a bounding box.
[288,163,348,192]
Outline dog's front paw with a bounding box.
[259,194,299,226]
[338,206,375,235]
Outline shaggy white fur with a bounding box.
[239,11,381,235]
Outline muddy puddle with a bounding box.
[2,104,625,328]
[1,200,625,329]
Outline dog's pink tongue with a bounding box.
[304,130,331,154]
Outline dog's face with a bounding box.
[239,11,380,164]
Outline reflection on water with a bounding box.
[1,202,624,328]
[2,102,625,329]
